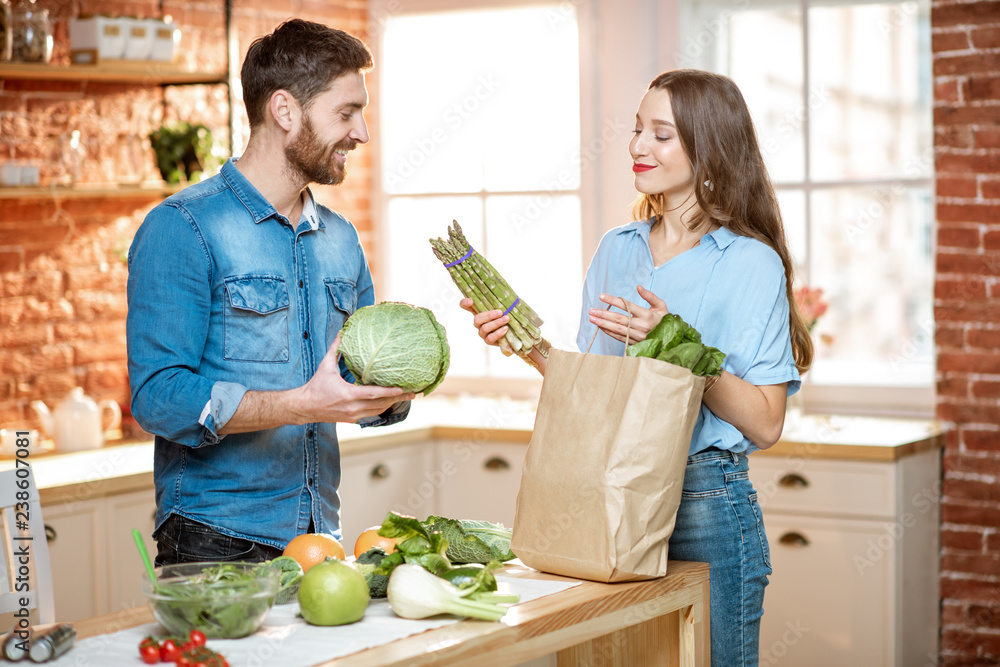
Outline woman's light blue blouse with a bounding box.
[576,220,801,454]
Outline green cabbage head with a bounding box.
[340,302,450,395]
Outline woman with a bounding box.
[461,69,813,665]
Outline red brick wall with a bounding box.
[933,0,1000,663]
[0,1,372,429]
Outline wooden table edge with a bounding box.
[74,561,710,666]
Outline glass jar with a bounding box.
[12,2,51,63]
[0,0,12,61]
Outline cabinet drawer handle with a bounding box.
[778,531,809,547]
[484,457,510,472]
[370,464,389,479]
[778,473,809,489]
[45,524,56,542]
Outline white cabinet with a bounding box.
[42,488,156,622]
[34,431,529,624]
[43,498,106,622]
[338,437,529,549]
[106,489,158,612]
[749,447,940,666]
[434,439,528,528]
[338,442,435,549]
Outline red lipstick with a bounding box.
[632,163,655,173]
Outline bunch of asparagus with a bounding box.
[430,221,549,359]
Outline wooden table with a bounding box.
[74,561,710,667]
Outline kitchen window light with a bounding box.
[679,0,935,417]
[372,0,933,417]
[375,4,584,390]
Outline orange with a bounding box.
[283,533,346,573]
[353,525,399,559]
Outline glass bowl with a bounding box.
[141,562,279,639]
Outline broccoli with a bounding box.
[354,547,391,598]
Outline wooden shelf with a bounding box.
[0,183,181,200]
[0,61,227,85]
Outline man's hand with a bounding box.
[295,333,415,424]
[218,333,416,434]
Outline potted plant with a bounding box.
[148,121,218,184]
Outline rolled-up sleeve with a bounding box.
[127,205,229,447]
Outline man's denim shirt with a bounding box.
[126,159,408,549]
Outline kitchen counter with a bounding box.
[2,396,942,504]
[70,560,710,666]
[761,413,943,461]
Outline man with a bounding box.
[126,19,414,566]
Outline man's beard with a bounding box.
[285,113,356,186]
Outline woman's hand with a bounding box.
[459,297,509,347]
[589,285,669,345]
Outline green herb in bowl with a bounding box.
[142,562,279,639]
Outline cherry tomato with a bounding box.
[139,644,160,664]
[175,655,192,667]
[160,638,180,662]
[189,629,207,648]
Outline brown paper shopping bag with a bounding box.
[511,346,704,583]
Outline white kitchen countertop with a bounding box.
[0,395,540,501]
[2,394,942,498]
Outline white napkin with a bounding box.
[49,576,579,666]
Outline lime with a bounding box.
[298,558,370,625]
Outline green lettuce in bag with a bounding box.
[625,313,725,377]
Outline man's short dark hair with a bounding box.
[241,19,373,128]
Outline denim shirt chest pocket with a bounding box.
[325,278,356,349]
[223,276,291,362]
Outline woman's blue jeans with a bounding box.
[668,448,772,667]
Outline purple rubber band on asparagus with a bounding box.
[502,297,520,317]
[444,246,474,267]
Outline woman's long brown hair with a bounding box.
[632,69,813,374]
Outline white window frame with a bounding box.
[370,0,932,418]
[368,0,680,397]
[678,0,935,418]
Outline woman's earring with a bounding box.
[703,179,714,192]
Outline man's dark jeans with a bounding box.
[154,514,284,566]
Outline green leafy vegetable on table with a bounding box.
[258,555,304,604]
[373,511,519,616]
[149,562,278,639]
[353,547,391,598]
[386,564,517,622]
[423,515,517,563]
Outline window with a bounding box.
[680,0,934,415]
[377,4,583,388]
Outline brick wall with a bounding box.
[0,1,371,429]
[933,0,1000,664]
